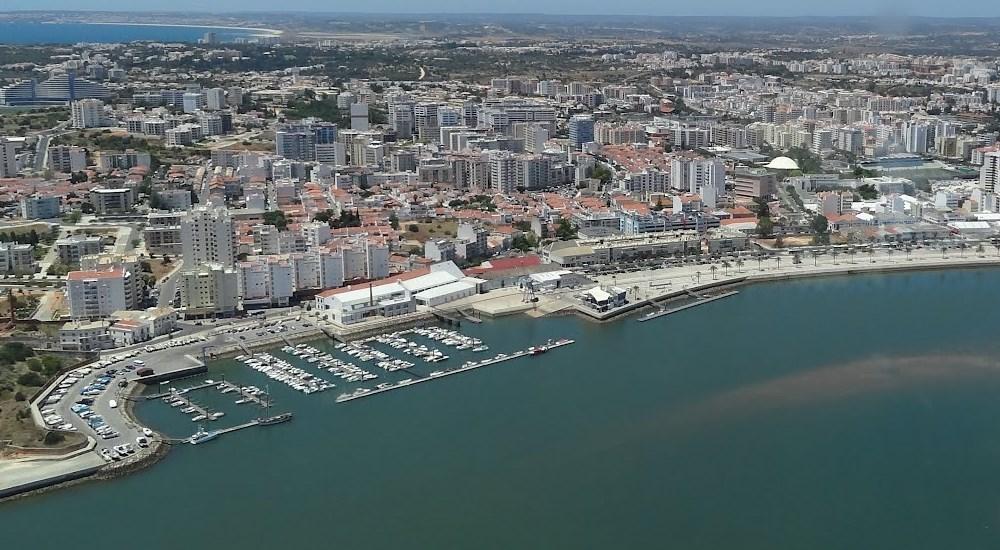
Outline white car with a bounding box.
[108,400,118,409]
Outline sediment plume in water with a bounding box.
[671,354,1000,429]
[519,355,1000,467]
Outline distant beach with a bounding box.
[74,21,284,37]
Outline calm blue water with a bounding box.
[0,22,262,45]
[5,268,1000,549]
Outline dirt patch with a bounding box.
[402,220,459,243]
[147,258,176,282]
[0,346,86,448]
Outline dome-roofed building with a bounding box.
[764,156,800,171]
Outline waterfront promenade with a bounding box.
[592,246,1000,305]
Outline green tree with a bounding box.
[17,371,44,386]
[756,216,774,238]
[555,218,578,240]
[388,212,400,230]
[590,164,613,184]
[263,210,288,230]
[857,184,878,200]
[811,214,830,244]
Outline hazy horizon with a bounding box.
[2,1,999,18]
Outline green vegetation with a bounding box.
[0,229,40,246]
[590,164,614,185]
[314,209,361,229]
[754,196,774,238]
[263,210,289,230]
[388,212,400,230]
[784,147,823,174]
[857,184,878,200]
[811,213,830,245]
[0,342,34,366]
[0,106,68,134]
[284,96,346,124]
[555,218,578,241]
[512,232,539,252]
[785,185,805,210]
[449,195,496,212]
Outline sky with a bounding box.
[2,0,997,17]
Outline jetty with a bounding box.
[639,290,740,322]
[336,339,575,403]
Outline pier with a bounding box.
[177,413,294,445]
[639,290,740,322]
[336,339,575,403]
[220,381,271,407]
[163,391,216,420]
[144,381,217,400]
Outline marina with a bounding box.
[236,352,337,394]
[159,388,222,423]
[335,338,576,403]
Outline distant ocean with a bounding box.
[0,22,264,45]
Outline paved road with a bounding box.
[156,262,183,308]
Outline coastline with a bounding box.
[60,21,284,36]
[5,256,1000,502]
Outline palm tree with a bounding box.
[847,248,857,264]
[775,255,782,270]
[756,254,764,271]
[710,264,718,280]
[887,248,894,262]
[694,271,702,285]
[905,246,912,261]
[832,248,840,265]
[867,247,875,263]
[721,260,731,276]
[993,238,1000,257]
[977,243,985,257]
[736,258,744,273]
[941,245,948,259]
[810,250,819,266]
[958,243,967,257]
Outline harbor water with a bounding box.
[5,269,1000,548]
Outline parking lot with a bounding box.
[35,334,211,464]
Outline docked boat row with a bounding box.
[367,332,450,363]
[411,326,488,351]
[162,391,225,422]
[333,341,381,362]
[335,338,577,403]
[337,377,418,401]
[376,358,415,372]
[281,344,378,383]
[239,353,336,394]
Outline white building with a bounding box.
[47,145,87,173]
[177,263,240,318]
[238,256,295,307]
[67,268,132,320]
[59,321,113,351]
[20,194,60,219]
[70,98,105,128]
[90,187,134,215]
[314,262,483,325]
[0,137,18,178]
[182,92,206,113]
[55,235,102,264]
[205,88,226,110]
[94,149,151,172]
[181,206,235,267]
[670,156,725,193]
[0,242,35,274]
[982,151,1000,193]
